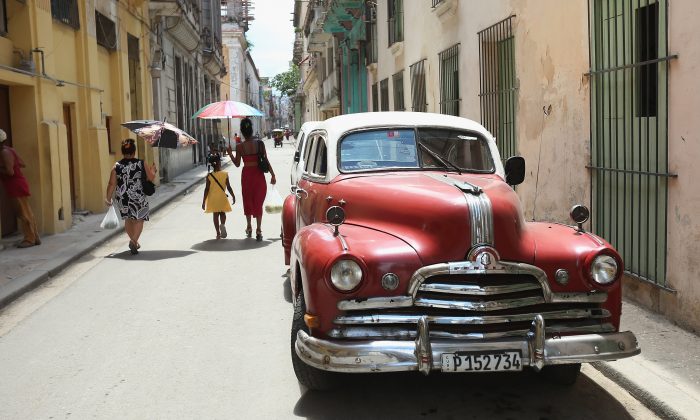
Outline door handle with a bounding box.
[290,185,298,194]
[295,187,308,199]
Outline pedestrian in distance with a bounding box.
[104,139,157,255]
[226,117,276,241]
[0,129,41,248]
[202,153,235,239]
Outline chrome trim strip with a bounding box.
[337,296,413,311]
[419,282,541,296]
[325,225,349,251]
[464,192,494,246]
[334,309,612,325]
[414,296,546,311]
[294,329,641,373]
[327,323,616,340]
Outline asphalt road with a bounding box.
[0,139,656,419]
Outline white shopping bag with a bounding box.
[264,185,284,214]
[100,205,122,229]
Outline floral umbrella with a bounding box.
[192,100,264,119]
[121,120,198,149]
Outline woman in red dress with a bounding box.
[227,118,276,241]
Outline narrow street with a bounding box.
[0,139,655,419]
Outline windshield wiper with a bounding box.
[418,142,462,175]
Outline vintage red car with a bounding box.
[282,112,640,390]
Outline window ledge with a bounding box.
[431,0,458,21]
[390,41,404,56]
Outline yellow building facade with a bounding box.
[0,0,156,237]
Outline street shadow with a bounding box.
[191,238,272,252]
[293,370,636,420]
[282,273,292,303]
[107,250,197,261]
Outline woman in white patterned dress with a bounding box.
[104,139,157,254]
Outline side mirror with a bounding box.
[294,151,300,163]
[505,156,525,186]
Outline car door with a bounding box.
[296,133,329,230]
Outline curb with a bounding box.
[0,172,209,311]
[592,362,687,420]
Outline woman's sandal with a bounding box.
[245,227,252,238]
[128,241,139,255]
[256,229,263,242]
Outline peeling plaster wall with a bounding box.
[507,0,591,224]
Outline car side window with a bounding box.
[312,137,327,176]
[303,136,318,173]
[296,132,306,157]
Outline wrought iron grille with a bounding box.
[372,82,379,112]
[392,70,405,111]
[588,0,675,287]
[380,78,389,111]
[95,11,117,50]
[410,59,427,112]
[439,44,460,116]
[388,0,403,46]
[478,15,517,160]
[432,0,445,7]
[51,0,80,29]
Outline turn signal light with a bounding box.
[304,314,320,329]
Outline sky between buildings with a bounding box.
[246,0,296,80]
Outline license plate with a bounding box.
[441,351,522,372]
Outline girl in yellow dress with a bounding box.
[202,154,235,239]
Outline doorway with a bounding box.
[0,84,16,237]
[63,104,77,211]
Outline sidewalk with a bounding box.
[0,162,216,309]
[1,158,699,418]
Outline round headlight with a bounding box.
[330,260,363,291]
[590,255,618,285]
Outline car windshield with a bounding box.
[339,128,495,173]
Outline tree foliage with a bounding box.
[270,64,300,97]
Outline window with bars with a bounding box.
[95,11,117,51]
[589,0,672,287]
[380,78,389,111]
[387,0,403,46]
[51,0,80,29]
[439,44,460,116]
[431,0,445,7]
[410,59,427,112]
[392,71,405,111]
[478,16,517,161]
[372,82,379,111]
[0,1,7,35]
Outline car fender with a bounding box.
[291,223,423,336]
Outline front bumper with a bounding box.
[295,315,640,374]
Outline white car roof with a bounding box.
[303,112,505,180]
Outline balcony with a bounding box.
[151,0,201,50]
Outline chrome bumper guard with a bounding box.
[295,315,640,374]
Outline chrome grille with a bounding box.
[333,272,611,340]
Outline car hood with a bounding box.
[330,172,532,265]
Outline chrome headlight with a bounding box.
[330,260,363,291]
[590,255,618,285]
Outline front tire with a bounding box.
[541,363,581,385]
[291,292,337,390]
